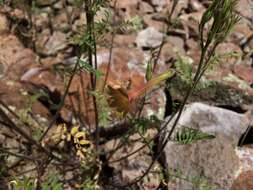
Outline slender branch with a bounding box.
[153,0,179,73]
[39,57,80,142]
[0,147,37,162]
[103,0,117,92]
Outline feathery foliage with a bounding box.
[173,127,215,145]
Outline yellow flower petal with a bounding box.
[75,131,86,139]
[66,134,71,141]
[76,149,85,159]
[71,126,79,136]
[79,139,90,145]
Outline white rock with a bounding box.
[44,31,67,55]
[135,27,163,49]
[151,0,168,11]
[162,103,249,190]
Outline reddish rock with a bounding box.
[53,12,70,31]
[231,147,253,190]
[234,64,253,84]
[186,38,201,64]
[230,19,252,44]
[167,36,185,54]
[0,35,37,80]
[137,1,154,14]
[236,0,253,21]
[116,0,138,8]
[0,13,9,35]
[143,14,164,31]
[35,12,50,31]
[115,0,139,17]
[216,42,242,66]
[114,34,136,47]
[231,171,253,190]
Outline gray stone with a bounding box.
[162,103,249,190]
[36,0,58,6]
[151,0,167,12]
[135,27,163,49]
[44,31,68,55]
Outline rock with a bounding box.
[114,34,136,47]
[189,0,204,12]
[138,1,154,14]
[180,10,205,38]
[35,12,50,31]
[231,170,253,190]
[159,41,180,64]
[163,103,249,190]
[53,0,64,9]
[236,0,253,22]
[186,38,201,63]
[230,18,252,45]
[43,31,68,55]
[143,14,164,31]
[0,14,9,34]
[135,27,164,49]
[53,12,70,32]
[9,8,26,20]
[0,35,36,79]
[231,147,253,190]
[0,62,4,79]
[116,0,138,8]
[150,0,168,12]
[216,43,242,63]
[115,0,139,17]
[36,0,58,6]
[207,42,242,82]
[167,36,185,54]
[234,64,253,85]
[21,67,63,92]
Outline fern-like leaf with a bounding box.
[173,127,215,145]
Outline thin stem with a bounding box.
[39,57,80,142]
[103,0,117,92]
[0,147,37,162]
[109,33,217,188]
[153,0,179,73]
[85,0,95,89]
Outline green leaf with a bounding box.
[175,56,193,85]
[133,115,161,135]
[145,60,153,81]
[89,90,110,126]
[78,59,104,78]
[174,127,215,144]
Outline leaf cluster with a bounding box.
[199,0,240,48]
[173,127,215,145]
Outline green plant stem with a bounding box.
[0,115,61,163]
[109,36,218,189]
[103,0,117,92]
[0,147,37,162]
[84,0,100,150]
[85,0,95,88]
[152,0,179,73]
[39,57,80,142]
